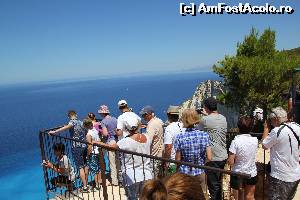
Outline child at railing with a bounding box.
[42,143,75,191]
[83,119,102,190]
[48,110,89,192]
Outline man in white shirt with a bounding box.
[163,105,184,174]
[262,106,300,200]
[116,100,141,139]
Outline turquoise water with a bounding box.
[0,72,218,199]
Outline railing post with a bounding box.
[99,146,108,200]
[39,131,50,200]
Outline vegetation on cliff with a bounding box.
[213,28,300,115]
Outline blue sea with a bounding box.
[0,72,218,200]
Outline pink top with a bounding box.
[93,121,102,132]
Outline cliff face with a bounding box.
[179,80,224,111]
[180,80,239,130]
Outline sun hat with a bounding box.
[140,106,154,115]
[167,105,180,114]
[98,105,110,114]
[118,100,128,107]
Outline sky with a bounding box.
[0,0,299,85]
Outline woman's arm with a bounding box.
[93,141,118,149]
[206,146,212,162]
[48,124,72,135]
[102,126,109,137]
[227,152,236,166]
[175,150,181,161]
[86,134,92,156]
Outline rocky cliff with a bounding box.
[180,80,239,130]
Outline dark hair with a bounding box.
[119,105,128,110]
[141,173,205,200]
[53,143,65,154]
[87,112,96,121]
[167,113,179,123]
[67,110,77,118]
[203,97,218,111]
[83,118,93,128]
[237,116,254,134]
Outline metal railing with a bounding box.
[39,128,264,200]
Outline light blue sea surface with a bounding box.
[0,72,218,199]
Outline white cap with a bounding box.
[124,117,139,131]
[118,100,127,107]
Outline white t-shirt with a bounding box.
[117,112,141,138]
[229,134,258,177]
[117,134,152,185]
[164,122,185,160]
[87,128,100,154]
[262,122,300,182]
[59,155,76,181]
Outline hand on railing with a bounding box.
[48,130,57,135]
[42,160,54,169]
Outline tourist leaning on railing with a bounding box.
[93,116,153,200]
[42,143,76,191]
[83,119,102,190]
[227,116,258,200]
[174,108,212,195]
[140,173,206,200]
[48,110,89,192]
[262,107,300,200]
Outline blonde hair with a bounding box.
[181,109,200,128]
[140,173,205,200]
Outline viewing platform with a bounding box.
[40,128,300,200]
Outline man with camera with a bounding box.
[262,107,300,200]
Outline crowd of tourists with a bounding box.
[42,97,300,200]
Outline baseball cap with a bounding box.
[167,105,179,114]
[124,117,139,131]
[118,100,128,107]
[140,106,154,115]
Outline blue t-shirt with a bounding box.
[101,116,118,143]
[174,128,210,175]
[68,119,86,148]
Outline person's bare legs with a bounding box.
[79,167,89,187]
[94,172,102,187]
[244,185,255,200]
